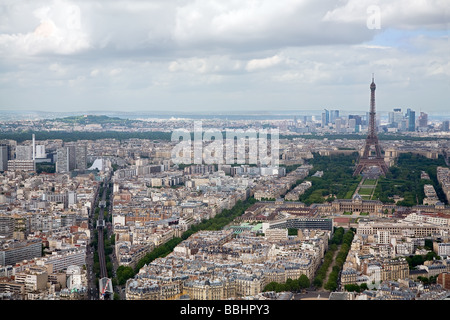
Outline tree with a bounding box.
[360,283,368,291]
[285,278,295,291]
[424,239,433,250]
[324,280,337,291]
[263,282,278,292]
[116,266,135,285]
[344,284,360,292]
[299,274,310,289]
[425,251,440,261]
[313,278,323,288]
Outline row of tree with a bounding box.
[3,129,446,144]
[323,229,354,291]
[263,274,310,293]
[313,227,348,288]
[0,130,172,143]
[344,283,369,293]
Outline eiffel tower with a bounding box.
[353,75,389,177]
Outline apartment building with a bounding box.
[0,216,15,239]
[265,228,288,242]
[357,221,445,238]
[35,248,86,272]
[0,239,42,266]
[116,242,154,269]
[433,242,450,258]
[183,277,236,300]
[14,266,48,293]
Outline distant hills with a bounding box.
[51,115,134,125]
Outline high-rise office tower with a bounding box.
[348,115,362,126]
[0,140,16,160]
[392,108,403,127]
[322,109,330,127]
[75,144,87,171]
[442,120,449,132]
[56,143,87,173]
[15,145,33,160]
[418,112,428,128]
[408,110,416,131]
[35,145,46,159]
[348,118,356,133]
[335,118,343,133]
[0,216,15,239]
[330,110,340,124]
[56,145,76,173]
[0,145,9,172]
[388,112,394,125]
[322,109,340,126]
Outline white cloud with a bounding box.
[109,68,122,77]
[48,63,67,75]
[169,58,209,74]
[323,0,449,29]
[0,0,448,113]
[246,55,284,72]
[168,56,245,75]
[173,0,307,44]
[0,0,90,56]
[90,69,100,77]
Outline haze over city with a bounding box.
[0,0,448,115]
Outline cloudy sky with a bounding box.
[0,0,448,115]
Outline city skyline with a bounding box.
[0,1,448,114]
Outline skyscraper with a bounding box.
[348,118,356,133]
[348,115,362,126]
[0,145,8,172]
[392,108,403,127]
[330,110,340,124]
[15,145,33,160]
[56,145,76,173]
[418,112,428,128]
[322,109,330,127]
[75,144,87,171]
[408,110,416,132]
[335,118,343,133]
[35,145,46,159]
[388,112,394,125]
[56,143,87,173]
